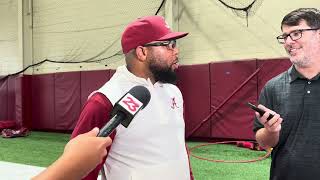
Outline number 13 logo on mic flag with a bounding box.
[119,93,144,115]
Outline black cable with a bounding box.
[155,0,166,15]
[0,52,122,81]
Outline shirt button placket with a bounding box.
[306,81,311,94]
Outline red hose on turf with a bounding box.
[188,141,272,163]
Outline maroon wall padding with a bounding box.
[54,72,81,130]
[7,77,16,121]
[21,70,116,131]
[257,58,291,94]
[177,64,211,138]
[0,78,8,120]
[31,74,55,130]
[15,76,22,128]
[0,77,17,122]
[80,70,112,108]
[20,75,33,128]
[209,60,258,140]
[0,59,292,138]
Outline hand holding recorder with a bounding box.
[247,102,283,133]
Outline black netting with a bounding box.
[218,0,264,26]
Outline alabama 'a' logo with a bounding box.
[171,97,179,109]
[119,93,143,115]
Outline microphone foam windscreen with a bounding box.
[128,86,151,109]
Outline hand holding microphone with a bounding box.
[33,86,151,180]
[64,128,112,167]
[32,128,112,180]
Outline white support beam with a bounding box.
[18,0,33,75]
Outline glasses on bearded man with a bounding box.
[143,39,177,50]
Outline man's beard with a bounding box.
[290,56,310,68]
[149,63,177,84]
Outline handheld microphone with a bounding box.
[97,86,151,137]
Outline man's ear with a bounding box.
[135,46,147,62]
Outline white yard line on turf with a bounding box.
[0,161,45,180]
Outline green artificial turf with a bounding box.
[0,131,70,167]
[0,132,271,179]
[188,142,271,180]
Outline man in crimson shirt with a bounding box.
[72,15,193,180]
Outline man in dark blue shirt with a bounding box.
[254,8,320,180]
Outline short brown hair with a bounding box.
[281,8,320,30]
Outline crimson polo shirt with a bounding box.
[71,92,116,180]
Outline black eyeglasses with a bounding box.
[276,28,320,44]
[143,39,177,50]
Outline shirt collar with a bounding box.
[289,65,320,83]
[117,65,153,86]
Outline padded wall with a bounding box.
[80,70,114,107]
[31,74,55,130]
[7,77,16,121]
[209,60,257,140]
[0,78,8,120]
[20,75,33,128]
[0,77,17,122]
[0,59,291,138]
[54,72,81,130]
[14,76,22,128]
[257,58,292,94]
[28,70,114,131]
[177,64,211,138]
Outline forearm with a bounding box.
[255,128,280,148]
